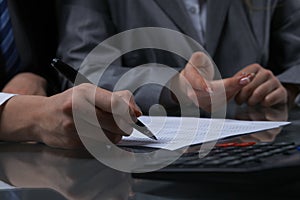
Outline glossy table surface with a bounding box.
[0,104,300,200]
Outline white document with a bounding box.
[120,116,290,150]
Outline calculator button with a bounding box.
[183,160,206,166]
[232,149,245,154]
[240,156,260,163]
[240,152,252,157]
[251,148,265,154]
[225,160,244,167]
[268,148,285,154]
[217,152,230,157]
[273,142,295,147]
[171,157,197,165]
[202,160,226,166]
[217,156,239,163]
[256,152,273,158]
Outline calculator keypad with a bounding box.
[169,142,298,168]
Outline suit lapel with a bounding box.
[153,0,201,42]
[206,0,232,57]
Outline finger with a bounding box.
[114,90,142,117]
[188,52,214,80]
[79,84,113,113]
[235,63,261,76]
[223,73,253,101]
[261,87,288,107]
[235,69,270,104]
[87,85,133,118]
[183,64,213,93]
[189,87,213,110]
[234,64,265,104]
[88,86,136,123]
[247,79,278,106]
[188,73,253,112]
[104,130,123,144]
[77,84,139,127]
[96,109,133,136]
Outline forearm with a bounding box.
[0,95,45,142]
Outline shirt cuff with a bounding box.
[0,93,17,106]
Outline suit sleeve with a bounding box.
[10,0,60,95]
[270,0,300,85]
[56,0,183,114]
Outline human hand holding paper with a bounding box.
[173,52,255,112]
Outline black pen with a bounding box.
[51,58,157,140]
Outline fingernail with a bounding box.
[136,110,143,117]
[248,73,256,79]
[239,77,251,85]
[134,105,143,116]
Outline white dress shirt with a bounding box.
[0,180,15,189]
[182,0,207,45]
[0,93,16,106]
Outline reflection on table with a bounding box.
[0,144,132,200]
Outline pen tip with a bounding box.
[151,135,158,141]
[51,58,59,67]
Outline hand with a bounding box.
[40,84,142,148]
[235,64,288,107]
[174,52,254,112]
[2,72,47,96]
[0,84,142,149]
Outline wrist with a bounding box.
[0,95,46,142]
[2,73,47,96]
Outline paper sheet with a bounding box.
[119,116,290,150]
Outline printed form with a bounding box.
[120,116,290,150]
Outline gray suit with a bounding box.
[1,0,58,93]
[58,0,300,113]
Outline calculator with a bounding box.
[133,142,300,183]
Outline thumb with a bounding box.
[223,73,254,101]
[114,90,142,118]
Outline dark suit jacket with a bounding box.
[57,0,300,113]
[1,0,59,93]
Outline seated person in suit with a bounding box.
[57,0,300,115]
[0,0,141,149]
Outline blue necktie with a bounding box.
[0,0,20,79]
